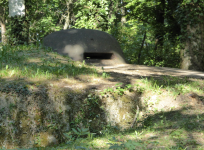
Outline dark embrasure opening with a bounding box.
[84,53,113,59]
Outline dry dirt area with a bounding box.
[98,64,204,80]
[75,63,204,91]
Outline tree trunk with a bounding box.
[0,21,7,44]
[138,31,146,64]
[0,4,7,44]
[63,0,73,30]
[63,11,70,30]
[121,0,127,25]
[8,0,29,45]
[180,19,204,71]
[154,0,165,61]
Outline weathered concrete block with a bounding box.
[43,29,127,65]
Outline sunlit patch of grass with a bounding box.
[88,138,110,149]
[138,75,204,99]
[0,44,100,82]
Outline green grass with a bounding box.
[138,75,203,98]
[49,109,204,150]
[0,44,99,81]
[0,43,204,150]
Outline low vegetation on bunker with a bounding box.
[0,44,203,150]
[0,44,100,80]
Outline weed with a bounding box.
[63,127,91,149]
[100,83,136,96]
[108,137,145,150]
[102,67,109,78]
[34,134,42,147]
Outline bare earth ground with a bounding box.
[100,64,204,79]
[73,63,204,91]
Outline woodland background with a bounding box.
[0,0,204,71]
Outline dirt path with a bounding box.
[98,64,204,79]
[76,64,204,91]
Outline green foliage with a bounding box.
[108,137,145,150]
[63,127,91,149]
[26,0,64,44]
[69,94,103,133]
[100,83,134,96]
[6,16,29,45]
[109,20,180,67]
[0,44,100,80]
[62,128,147,150]
[84,94,100,119]
[102,67,109,78]
[125,0,204,69]
[73,0,118,30]
[0,44,26,69]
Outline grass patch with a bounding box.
[0,44,99,82]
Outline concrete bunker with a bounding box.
[43,29,126,65]
[84,52,114,60]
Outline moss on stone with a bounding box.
[0,82,142,148]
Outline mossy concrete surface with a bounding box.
[101,91,140,129]
[0,83,141,148]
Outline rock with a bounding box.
[43,29,127,65]
[187,93,203,105]
[176,93,203,107]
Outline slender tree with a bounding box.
[0,0,8,44]
[154,0,165,61]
